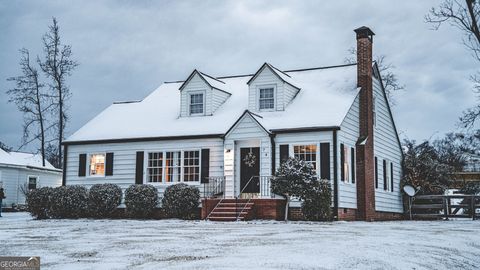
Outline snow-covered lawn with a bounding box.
[0,213,479,270]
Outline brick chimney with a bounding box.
[354,26,376,221]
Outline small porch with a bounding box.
[201,176,286,221]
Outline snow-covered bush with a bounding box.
[271,157,317,221]
[124,184,158,218]
[49,185,89,218]
[301,180,332,221]
[88,184,122,218]
[25,187,54,219]
[162,183,200,219]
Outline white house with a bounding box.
[0,149,62,207]
[63,26,403,221]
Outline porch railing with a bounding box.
[203,176,225,198]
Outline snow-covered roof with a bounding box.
[0,149,60,171]
[65,63,359,143]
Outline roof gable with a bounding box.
[179,69,229,93]
[224,110,270,139]
[247,63,300,90]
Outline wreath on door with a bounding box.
[243,151,257,167]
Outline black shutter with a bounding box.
[390,162,394,192]
[383,159,387,190]
[375,157,378,188]
[340,143,345,181]
[279,144,289,165]
[320,143,330,180]
[351,147,355,183]
[78,154,86,177]
[105,152,114,176]
[201,149,210,183]
[135,151,144,184]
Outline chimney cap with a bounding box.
[354,26,375,40]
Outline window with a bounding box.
[259,87,274,110]
[89,154,105,176]
[147,152,163,183]
[183,151,200,182]
[189,93,204,115]
[146,150,202,183]
[343,146,350,182]
[294,145,317,171]
[390,162,394,192]
[28,176,37,190]
[373,96,377,127]
[165,151,181,182]
[383,159,391,191]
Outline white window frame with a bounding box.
[290,143,320,176]
[88,153,106,178]
[340,143,355,184]
[373,96,377,127]
[385,160,392,192]
[27,175,39,190]
[257,84,276,111]
[144,149,202,185]
[188,90,206,116]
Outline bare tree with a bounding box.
[38,17,78,168]
[7,49,52,166]
[426,0,480,128]
[344,47,404,104]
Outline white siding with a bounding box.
[224,113,271,197]
[0,166,61,206]
[337,94,360,209]
[283,82,299,107]
[211,88,230,113]
[248,67,285,111]
[373,77,403,213]
[180,73,212,117]
[65,138,224,199]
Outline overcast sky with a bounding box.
[0,0,478,151]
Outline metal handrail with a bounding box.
[206,197,225,220]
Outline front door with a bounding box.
[240,147,260,193]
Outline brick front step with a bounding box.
[206,200,255,221]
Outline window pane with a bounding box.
[147,152,163,183]
[28,177,37,190]
[89,154,105,176]
[165,151,181,182]
[259,88,274,109]
[190,93,204,114]
[183,150,200,182]
[293,145,317,171]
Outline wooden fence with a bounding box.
[411,195,479,220]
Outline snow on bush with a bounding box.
[88,184,122,218]
[25,187,54,219]
[301,179,332,221]
[124,184,158,218]
[272,157,331,221]
[162,183,200,219]
[49,185,89,218]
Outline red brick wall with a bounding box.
[337,208,357,221]
[288,207,304,221]
[254,199,286,220]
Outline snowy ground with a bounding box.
[0,213,479,270]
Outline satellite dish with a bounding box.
[403,185,416,197]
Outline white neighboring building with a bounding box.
[0,149,62,207]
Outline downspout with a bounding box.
[333,129,339,220]
[62,144,68,186]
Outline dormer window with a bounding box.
[259,87,275,110]
[189,92,205,115]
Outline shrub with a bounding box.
[124,184,158,218]
[49,185,89,218]
[25,187,53,219]
[162,183,200,219]
[301,180,332,221]
[271,157,317,221]
[88,184,122,217]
